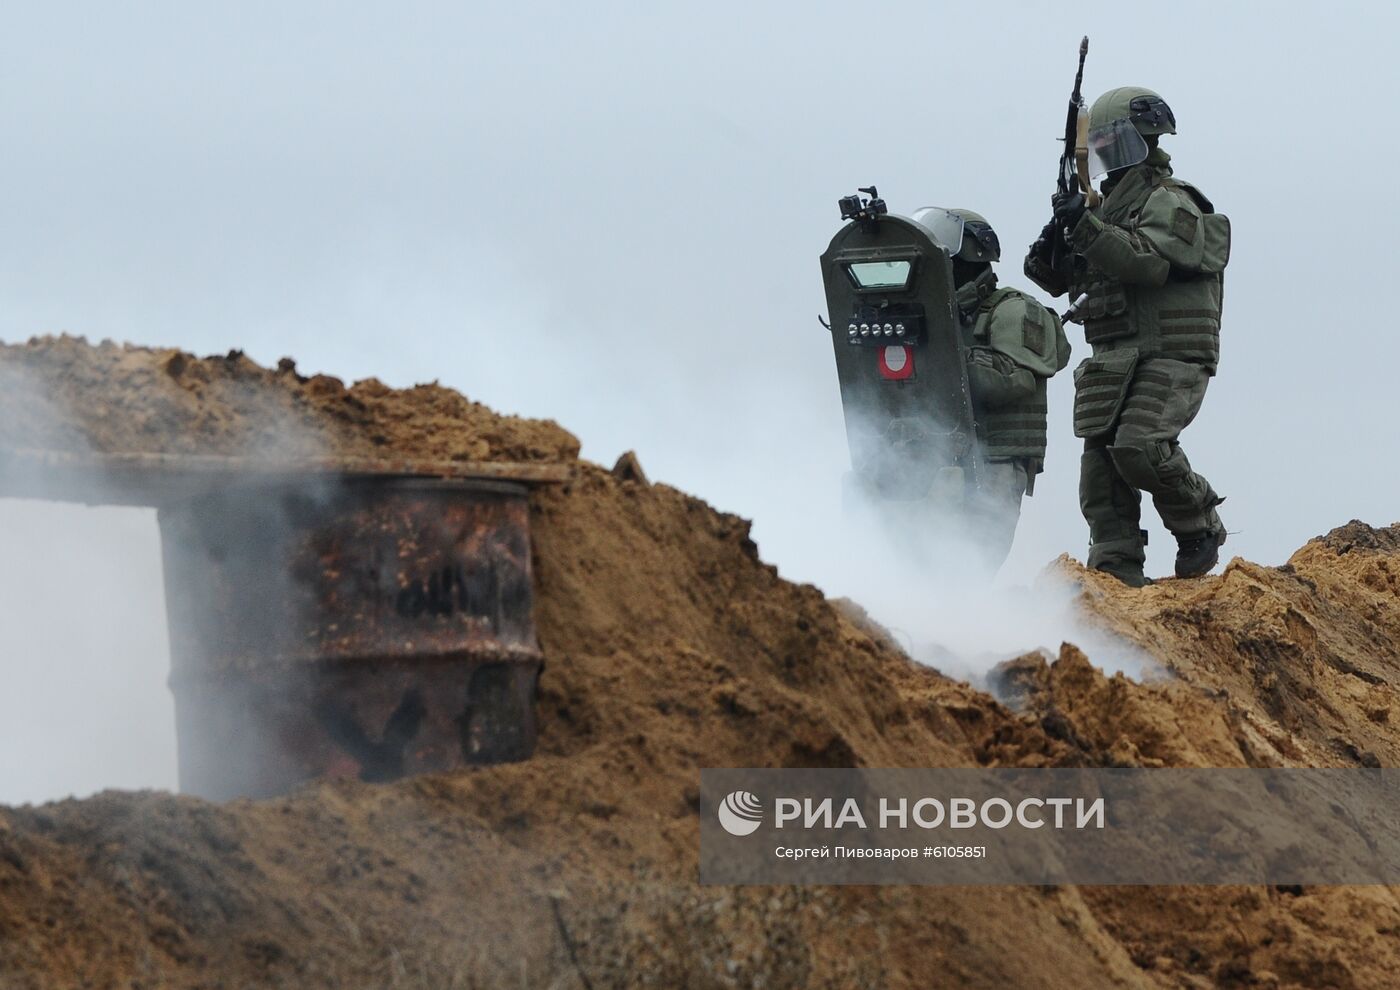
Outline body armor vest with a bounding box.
[1069,165,1228,372]
[961,280,1059,465]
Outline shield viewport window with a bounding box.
[846,260,912,289]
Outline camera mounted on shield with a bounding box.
[838,186,887,224]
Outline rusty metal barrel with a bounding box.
[157,477,541,800]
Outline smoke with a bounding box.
[0,364,171,803]
[0,348,558,805]
[751,399,1157,691]
[0,357,355,805]
[818,507,1156,687]
[0,498,175,804]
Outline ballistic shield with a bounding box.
[820,195,984,504]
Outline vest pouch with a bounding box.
[1072,348,1139,439]
[1073,279,1127,321]
[1079,281,1132,344]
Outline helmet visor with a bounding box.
[1086,118,1149,178]
[911,207,965,258]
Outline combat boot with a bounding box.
[1175,530,1226,578]
[1094,564,1152,588]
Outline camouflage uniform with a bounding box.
[1026,87,1229,584]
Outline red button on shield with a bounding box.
[877,345,914,381]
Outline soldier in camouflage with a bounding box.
[1024,87,1230,586]
[921,207,1071,566]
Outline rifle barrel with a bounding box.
[1073,36,1088,101]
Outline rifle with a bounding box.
[1048,37,1091,274]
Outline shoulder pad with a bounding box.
[979,285,1022,313]
[1160,176,1216,214]
[984,290,1062,377]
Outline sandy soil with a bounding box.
[2,337,1399,989]
[0,335,579,463]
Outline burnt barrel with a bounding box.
[157,477,541,799]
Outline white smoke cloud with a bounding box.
[778,455,1158,689]
[0,497,176,804]
[0,357,349,804]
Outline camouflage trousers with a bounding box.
[969,458,1029,572]
[1080,357,1223,573]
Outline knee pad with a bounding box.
[1107,441,1167,490]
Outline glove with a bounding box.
[1025,217,1060,264]
[1052,191,1086,230]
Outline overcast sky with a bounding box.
[1,1,1395,801]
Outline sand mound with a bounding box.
[0,335,579,463]
[1061,523,1400,769]
[2,339,1400,988]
